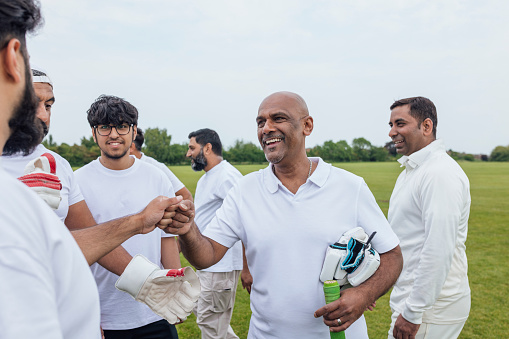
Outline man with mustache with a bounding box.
[167,91,403,338]
[387,97,470,339]
[186,128,246,339]
[0,1,190,337]
[2,67,152,279]
[3,67,95,223]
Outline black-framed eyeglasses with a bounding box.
[94,124,133,136]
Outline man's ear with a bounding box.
[303,116,314,136]
[2,39,24,84]
[92,128,97,143]
[422,118,433,137]
[132,125,137,141]
[204,143,212,154]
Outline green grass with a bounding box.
[169,162,509,339]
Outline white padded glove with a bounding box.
[116,255,201,324]
[320,227,380,286]
[18,152,62,210]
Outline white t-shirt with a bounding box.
[203,157,400,339]
[75,157,176,330]
[388,139,471,325]
[195,160,243,273]
[140,153,185,192]
[0,163,100,339]
[2,144,84,222]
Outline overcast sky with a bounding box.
[28,0,508,155]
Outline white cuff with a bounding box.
[115,254,159,298]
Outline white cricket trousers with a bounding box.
[388,313,467,339]
[195,270,242,339]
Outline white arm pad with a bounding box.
[116,255,201,324]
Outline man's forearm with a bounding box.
[356,245,403,304]
[71,215,141,265]
[179,222,226,270]
[97,246,133,275]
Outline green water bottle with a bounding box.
[323,280,346,339]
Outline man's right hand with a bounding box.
[138,196,184,234]
[161,199,196,235]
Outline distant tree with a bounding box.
[80,136,96,149]
[224,140,266,163]
[463,154,475,161]
[144,127,172,163]
[384,141,397,156]
[168,143,189,165]
[42,134,57,148]
[352,137,372,161]
[490,145,509,161]
[309,140,352,162]
[370,146,389,162]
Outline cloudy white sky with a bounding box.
[28,0,508,155]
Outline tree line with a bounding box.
[42,127,505,167]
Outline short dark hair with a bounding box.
[0,0,42,55]
[87,95,138,127]
[390,96,438,137]
[188,128,222,156]
[133,127,144,151]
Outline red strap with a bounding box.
[166,268,185,277]
[18,173,62,190]
[41,153,57,174]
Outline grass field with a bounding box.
[169,161,509,339]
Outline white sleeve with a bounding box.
[356,180,399,253]
[203,184,242,249]
[0,247,64,339]
[159,164,185,192]
[401,169,465,324]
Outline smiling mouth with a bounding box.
[263,137,283,146]
[393,140,404,145]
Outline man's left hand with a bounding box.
[314,286,371,332]
[393,314,420,339]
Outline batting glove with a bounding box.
[18,152,62,210]
[116,255,201,324]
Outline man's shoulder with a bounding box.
[74,159,98,176]
[423,151,468,179]
[320,160,364,185]
[219,161,243,178]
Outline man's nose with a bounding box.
[262,119,276,134]
[388,126,397,138]
[36,102,49,125]
[109,126,120,137]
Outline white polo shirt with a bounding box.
[203,157,400,339]
[2,144,84,222]
[0,164,100,339]
[139,153,185,192]
[195,160,243,273]
[388,139,471,325]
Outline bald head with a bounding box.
[258,91,309,118]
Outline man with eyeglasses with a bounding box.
[0,1,195,338]
[75,95,183,338]
[2,67,153,284]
